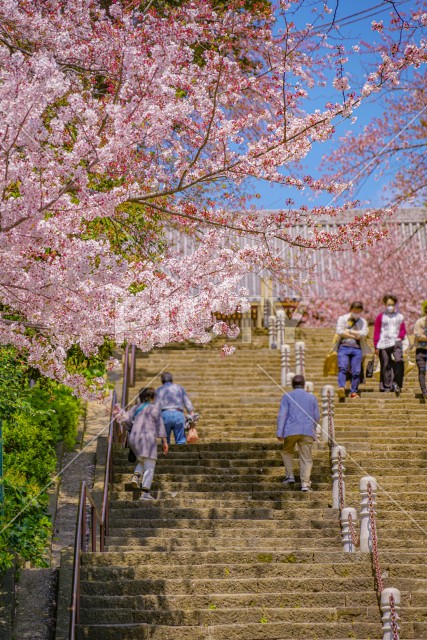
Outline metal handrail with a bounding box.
[69,356,129,638]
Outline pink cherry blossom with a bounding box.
[0,0,426,396]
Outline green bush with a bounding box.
[0,472,51,573]
[3,381,81,486]
[0,346,82,572]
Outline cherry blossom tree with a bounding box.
[305,226,427,329]
[321,4,427,205]
[1,0,426,396]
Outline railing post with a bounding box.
[381,588,401,640]
[268,315,277,349]
[276,310,285,348]
[286,371,295,387]
[280,344,291,387]
[321,385,335,443]
[305,381,314,393]
[331,445,346,509]
[360,476,377,552]
[129,344,136,387]
[295,340,305,376]
[91,504,96,552]
[341,507,357,553]
[121,344,130,408]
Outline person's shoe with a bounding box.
[131,473,141,489]
[350,392,360,399]
[139,491,155,501]
[422,390,427,400]
[393,383,401,394]
[282,475,295,484]
[301,483,313,492]
[337,387,345,399]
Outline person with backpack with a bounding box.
[374,294,407,393]
[414,300,427,399]
[118,387,168,501]
[277,375,320,492]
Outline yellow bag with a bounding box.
[323,352,338,377]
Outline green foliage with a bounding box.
[4,378,81,474]
[0,345,82,573]
[0,346,28,420]
[66,338,115,382]
[0,474,51,573]
[82,201,165,265]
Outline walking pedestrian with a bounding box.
[156,372,195,445]
[121,387,168,501]
[335,301,370,399]
[414,300,427,399]
[374,295,407,393]
[277,375,320,492]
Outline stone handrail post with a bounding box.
[381,588,401,640]
[321,385,335,443]
[276,310,285,349]
[305,381,314,393]
[295,340,305,376]
[359,476,378,552]
[286,371,295,386]
[280,344,291,387]
[331,445,346,509]
[268,315,277,349]
[341,507,357,553]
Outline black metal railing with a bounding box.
[69,344,135,638]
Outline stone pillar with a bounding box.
[331,445,346,510]
[276,310,285,349]
[268,315,277,349]
[321,385,335,443]
[256,298,264,329]
[295,340,305,376]
[286,371,295,387]
[341,507,357,553]
[305,381,314,393]
[241,310,252,343]
[359,476,378,553]
[381,588,401,640]
[280,344,291,387]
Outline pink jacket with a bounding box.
[373,313,407,349]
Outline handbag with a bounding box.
[366,357,375,378]
[186,426,199,444]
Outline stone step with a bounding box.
[79,604,381,626]
[79,589,389,610]
[106,537,427,551]
[81,563,377,581]
[74,620,408,640]
[108,521,341,537]
[79,574,426,597]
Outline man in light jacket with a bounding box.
[335,301,369,399]
[277,375,320,492]
[156,372,195,445]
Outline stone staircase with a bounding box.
[75,328,427,639]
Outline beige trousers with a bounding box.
[281,435,314,485]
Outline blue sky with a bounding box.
[252,0,415,211]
